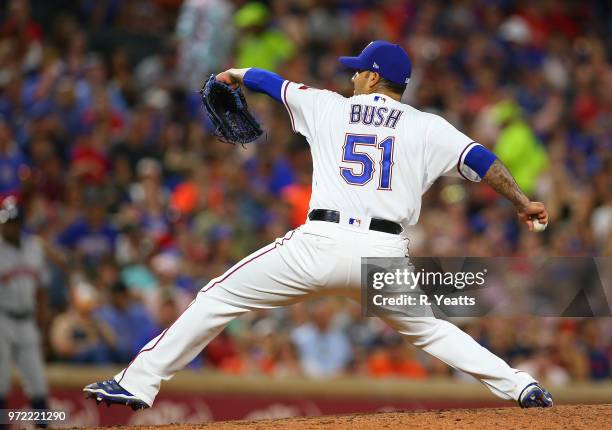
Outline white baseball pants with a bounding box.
[115,220,535,406]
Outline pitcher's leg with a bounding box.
[383,315,535,400]
[115,230,318,406]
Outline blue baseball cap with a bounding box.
[339,41,412,86]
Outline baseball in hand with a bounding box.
[532,219,547,232]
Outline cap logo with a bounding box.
[373,62,379,69]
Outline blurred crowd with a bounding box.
[0,0,610,386]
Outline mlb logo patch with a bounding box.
[349,218,362,226]
[374,95,386,103]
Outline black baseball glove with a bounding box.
[199,74,263,145]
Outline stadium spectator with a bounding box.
[234,2,295,71]
[580,320,611,380]
[0,117,27,198]
[57,188,118,265]
[50,280,115,364]
[291,301,352,377]
[95,280,159,363]
[175,0,234,90]
[491,100,549,196]
[366,334,428,379]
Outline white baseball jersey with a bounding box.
[280,82,482,231]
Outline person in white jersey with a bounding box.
[84,41,553,409]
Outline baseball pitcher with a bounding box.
[85,41,552,409]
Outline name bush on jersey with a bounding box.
[350,104,403,129]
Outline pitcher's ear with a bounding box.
[368,71,381,87]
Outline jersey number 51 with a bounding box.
[340,133,394,190]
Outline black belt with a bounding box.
[308,209,403,235]
[0,309,34,320]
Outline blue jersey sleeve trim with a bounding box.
[463,143,497,179]
[243,68,284,103]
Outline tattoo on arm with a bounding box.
[483,159,530,209]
